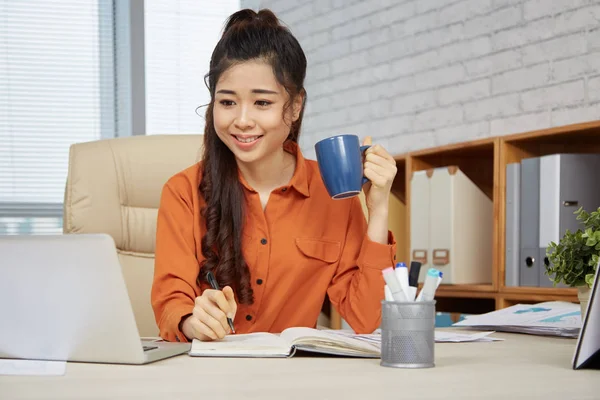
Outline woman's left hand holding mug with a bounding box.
[361,136,398,218]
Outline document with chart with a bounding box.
[453,302,581,338]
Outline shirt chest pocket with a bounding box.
[295,238,341,267]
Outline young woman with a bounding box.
[151,8,398,343]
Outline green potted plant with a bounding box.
[546,206,600,318]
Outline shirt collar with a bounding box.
[237,141,310,198]
[284,141,310,197]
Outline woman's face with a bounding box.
[213,59,302,166]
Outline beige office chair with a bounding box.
[63,134,203,337]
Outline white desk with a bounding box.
[1,332,598,399]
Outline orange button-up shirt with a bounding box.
[151,142,397,342]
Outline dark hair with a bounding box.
[197,9,307,304]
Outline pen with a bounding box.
[206,270,236,334]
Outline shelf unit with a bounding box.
[496,120,600,308]
[330,120,600,329]
[402,137,500,316]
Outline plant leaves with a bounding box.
[585,274,595,287]
[546,206,600,287]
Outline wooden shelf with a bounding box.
[409,137,495,200]
[500,286,577,296]
[329,121,599,328]
[501,121,600,165]
[438,284,496,293]
[405,138,499,296]
[418,283,496,295]
[403,122,598,310]
[391,156,407,203]
[436,289,496,301]
[497,120,600,301]
[502,120,600,145]
[497,291,578,309]
[409,136,496,157]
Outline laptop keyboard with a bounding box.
[143,345,158,352]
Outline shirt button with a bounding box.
[256,278,263,285]
[246,314,253,321]
[260,238,267,245]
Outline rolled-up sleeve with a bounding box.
[326,196,397,334]
[151,177,201,342]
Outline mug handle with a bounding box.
[360,145,371,186]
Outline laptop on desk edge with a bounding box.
[0,233,190,365]
[573,260,600,370]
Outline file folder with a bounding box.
[428,166,452,282]
[539,154,600,288]
[505,162,520,287]
[413,166,493,284]
[519,157,540,287]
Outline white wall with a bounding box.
[244,0,600,158]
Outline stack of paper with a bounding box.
[452,301,581,338]
[326,329,502,347]
[434,331,502,343]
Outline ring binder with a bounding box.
[411,166,492,284]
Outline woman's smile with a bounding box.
[231,134,264,150]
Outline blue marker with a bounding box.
[394,262,411,301]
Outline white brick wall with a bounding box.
[244,0,600,158]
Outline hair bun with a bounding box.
[223,8,281,34]
[255,9,280,27]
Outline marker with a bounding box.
[394,262,411,301]
[416,268,440,302]
[415,270,443,301]
[382,267,408,302]
[384,285,394,301]
[206,271,236,334]
[408,261,422,287]
[407,286,417,302]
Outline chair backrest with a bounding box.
[63,134,203,337]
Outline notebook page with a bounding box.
[280,327,379,355]
[190,332,291,357]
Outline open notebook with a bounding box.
[190,327,380,358]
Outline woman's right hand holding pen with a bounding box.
[181,286,237,341]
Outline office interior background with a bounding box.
[2,0,599,238]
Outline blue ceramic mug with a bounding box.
[315,134,370,199]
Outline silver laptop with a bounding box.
[0,233,190,364]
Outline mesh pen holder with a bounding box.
[380,300,436,368]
